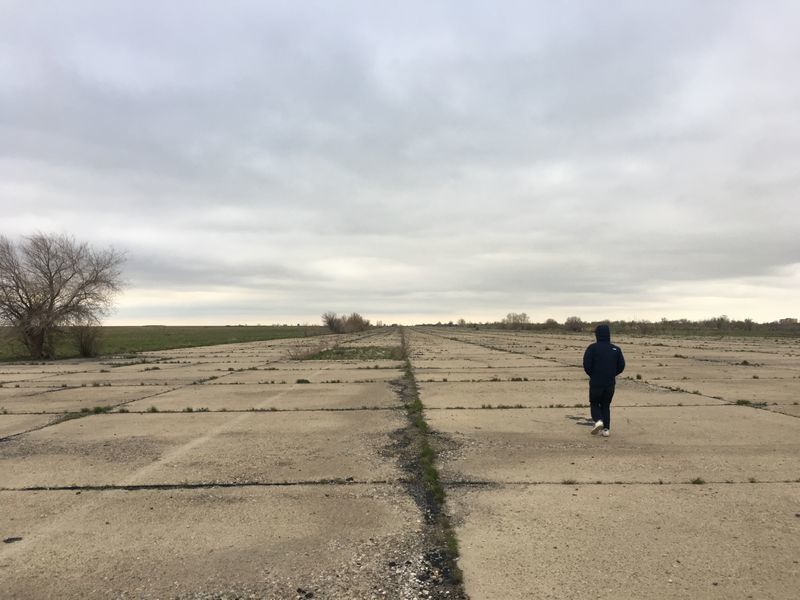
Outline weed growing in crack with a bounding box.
[396,329,464,590]
[54,411,85,423]
[420,442,443,504]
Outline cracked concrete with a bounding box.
[410,327,800,600]
[0,330,457,599]
[3,326,799,599]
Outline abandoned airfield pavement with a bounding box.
[1,328,798,599]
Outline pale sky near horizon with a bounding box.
[2,1,799,325]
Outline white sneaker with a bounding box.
[601,429,610,437]
[591,420,604,435]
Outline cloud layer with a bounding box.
[2,1,799,324]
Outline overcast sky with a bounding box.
[2,1,799,325]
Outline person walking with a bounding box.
[583,324,625,437]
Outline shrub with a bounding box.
[74,323,103,358]
[321,311,371,333]
[564,316,584,332]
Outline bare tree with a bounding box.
[322,311,344,333]
[502,312,530,329]
[564,316,584,332]
[0,233,125,359]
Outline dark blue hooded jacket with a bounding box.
[583,324,625,387]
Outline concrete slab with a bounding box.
[449,483,800,600]
[656,378,800,403]
[224,367,400,384]
[158,360,270,372]
[0,410,405,488]
[419,379,721,409]
[0,373,54,384]
[428,405,800,483]
[0,386,172,414]
[767,404,800,418]
[414,366,581,383]
[122,382,398,412]
[415,355,556,368]
[0,415,56,439]
[411,359,496,369]
[0,362,107,375]
[0,386,60,404]
[293,359,404,370]
[0,484,424,599]
[37,366,212,386]
[637,365,797,382]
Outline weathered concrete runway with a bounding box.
[410,327,800,600]
[0,330,442,599]
[2,327,799,599]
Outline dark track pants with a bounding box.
[589,385,615,430]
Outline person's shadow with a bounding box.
[565,414,594,427]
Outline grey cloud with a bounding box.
[2,1,799,323]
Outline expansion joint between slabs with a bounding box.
[0,479,401,493]
[443,479,800,487]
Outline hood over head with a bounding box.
[595,324,611,342]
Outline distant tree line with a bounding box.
[429,314,800,337]
[321,311,371,333]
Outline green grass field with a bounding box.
[0,326,328,362]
